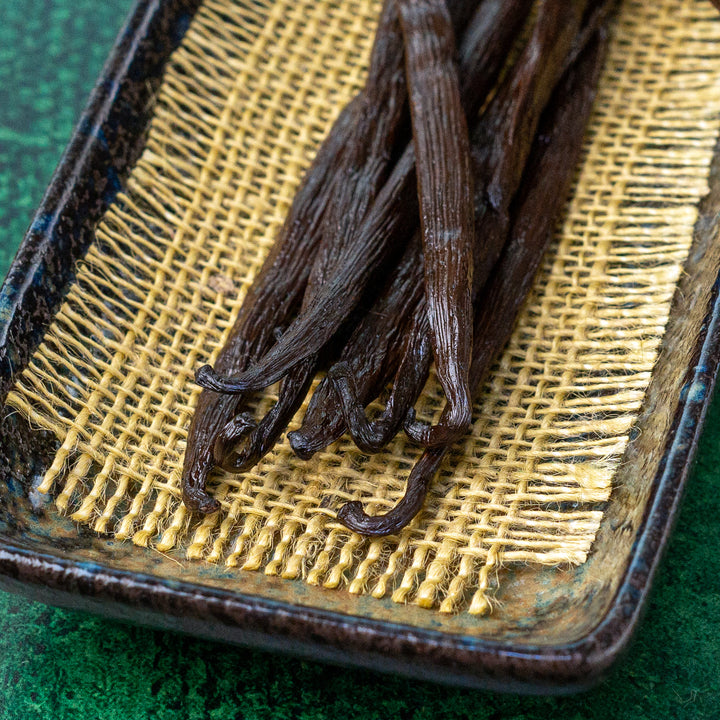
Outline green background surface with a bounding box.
[0,1,718,718]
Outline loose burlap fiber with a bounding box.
[6,0,720,614]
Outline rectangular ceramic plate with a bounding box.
[1,0,720,693]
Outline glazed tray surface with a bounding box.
[1,0,720,693]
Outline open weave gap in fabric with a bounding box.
[6,0,720,615]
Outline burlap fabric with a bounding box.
[7,0,720,614]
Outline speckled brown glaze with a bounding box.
[1,0,720,695]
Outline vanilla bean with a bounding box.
[404,0,590,447]
[398,0,476,450]
[193,0,534,396]
[207,0,409,474]
[322,0,594,457]
[287,0,534,458]
[338,27,607,535]
[182,99,359,513]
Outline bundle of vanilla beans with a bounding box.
[182,0,613,536]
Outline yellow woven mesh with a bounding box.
[6,0,720,615]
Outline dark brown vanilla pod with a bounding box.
[330,316,431,453]
[338,28,608,537]
[471,0,589,214]
[209,0,410,471]
[398,0,476,448]
[182,99,360,513]
[193,0,534,396]
[333,0,594,454]
[404,0,590,448]
[288,236,425,459]
[337,448,445,537]
[288,0,535,458]
[212,357,317,472]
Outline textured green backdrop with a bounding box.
[1,1,719,718]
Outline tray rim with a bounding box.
[1,0,719,693]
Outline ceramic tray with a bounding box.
[1,0,719,694]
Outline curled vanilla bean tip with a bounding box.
[404,403,473,448]
[403,404,473,448]
[336,488,424,536]
[401,407,461,449]
[335,449,441,536]
[327,362,392,453]
[336,500,410,537]
[194,364,251,394]
[213,412,258,469]
[182,485,221,515]
[286,430,317,460]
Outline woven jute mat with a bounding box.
[7,0,720,614]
